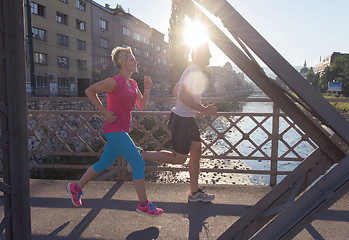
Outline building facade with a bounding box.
[28,0,93,96]
[91,3,169,93]
[26,0,169,97]
[206,62,245,94]
[314,52,341,74]
[299,60,310,78]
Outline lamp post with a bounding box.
[25,0,35,96]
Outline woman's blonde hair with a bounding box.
[111,46,132,70]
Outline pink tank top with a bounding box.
[104,75,138,133]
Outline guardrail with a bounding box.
[26,97,349,186]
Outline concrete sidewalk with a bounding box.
[1,179,348,239]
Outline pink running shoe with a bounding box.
[136,201,163,216]
[66,183,84,207]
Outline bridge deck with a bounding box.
[1,179,348,239]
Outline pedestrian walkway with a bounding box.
[1,179,348,239]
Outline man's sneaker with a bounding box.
[66,183,84,207]
[188,188,215,203]
[136,201,163,216]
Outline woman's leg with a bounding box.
[76,166,99,189]
[133,178,147,202]
[76,136,120,189]
[116,133,148,202]
[118,133,162,215]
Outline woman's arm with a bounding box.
[136,76,152,110]
[85,78,117,123]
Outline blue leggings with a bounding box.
[93,132,145,180]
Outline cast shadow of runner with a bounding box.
[126,227,160,240]
[187,202,216,240]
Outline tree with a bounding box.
[319,54,349,96]
[167,1,189,93]
[305,68,319,90]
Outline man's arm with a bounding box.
[179,84,217,115]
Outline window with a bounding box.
[157,45,161,52]
[57,56,69,68]
[121,43,130,48]
[60,0,68,3]
[76,19,86,31]
[77,59,87,70]
[32,27,46,41]
[35,76,48,87]
[100,57,107,68]
[134,47,139,56]
[31,2,45,17]
[143,51,150,58]
[76,39,86,51]
[34,52,47,64]
[57,34,68,46]
[76,0,86,11]
[143,37,150,45]
[58,78,69,88]
[56,12,68,24]
[99,38,108,48]
[122,27,131,37]
[99,18,108,30]
[133,32,141,41]
[163,59,167,65]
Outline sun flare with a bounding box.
[184,19,208,48]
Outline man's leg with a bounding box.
[188,141,201,194]
[142,150,187,165]
[187,141,215,202]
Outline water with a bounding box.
[209,92,316,185]
[159,92,317,186]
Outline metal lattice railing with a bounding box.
[25,97,347,186]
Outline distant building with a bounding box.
[25,0,169,97]
[206,62,245,94]
[27,0,93,97]
[314,52,342,74]
[91,2,169,93]
[299,60,310,77]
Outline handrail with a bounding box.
[26,97,349,186]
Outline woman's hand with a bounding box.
[144,76,152,91]
[104,111,117,123]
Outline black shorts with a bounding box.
[168,112,201,155]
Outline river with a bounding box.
[221,91,316,185]
[151,92,317,186]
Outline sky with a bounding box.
[94,0,349,68]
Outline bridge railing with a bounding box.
[26,97,349,186]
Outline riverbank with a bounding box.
[145,158,255,186]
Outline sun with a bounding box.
[183,18,208,48]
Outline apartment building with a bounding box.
[206,62,245,93]
[91,2,169,93]
[314,52,341,74]
[28,0,92,96]
[27,1,169,96]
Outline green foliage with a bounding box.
[323,93,349,113]
[215,101,240,112]
[167,1,189,93]
[305,69,319,90]
[319,54,349,96]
